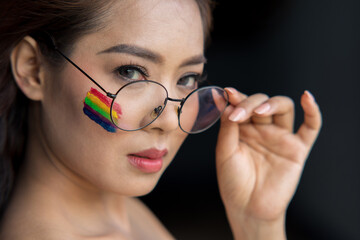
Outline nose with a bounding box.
[144,98,181,133]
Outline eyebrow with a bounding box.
[98,44,206,67]
[180,54,207,68]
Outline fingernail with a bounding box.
[304,90,315,102]
[225,87,236,95]
[254,103,271,114]
[229,108,246,122]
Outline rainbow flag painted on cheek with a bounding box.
[83,88,122,133]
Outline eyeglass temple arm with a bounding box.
[46,33,115,98]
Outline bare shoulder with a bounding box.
[127,198,175,240]
[0,219,74,240]
[0,203,74,240]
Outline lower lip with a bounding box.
[127,155,163,173]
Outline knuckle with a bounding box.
[255,93,269,100]
[242,93,269,105]
[273,95,295,109]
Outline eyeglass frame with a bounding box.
[45,34,229,134]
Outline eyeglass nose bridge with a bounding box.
[164,97,185,117]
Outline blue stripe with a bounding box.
[83,107,116,133]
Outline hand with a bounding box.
[215,88,322,239]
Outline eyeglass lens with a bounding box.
[110,81,167,131]
[180,86,228,133]
[110,81,228,134]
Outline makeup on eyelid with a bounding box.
[83,88,122,133]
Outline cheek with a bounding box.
[40,73,129,186]
[41,83,105,160]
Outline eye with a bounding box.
[177,74,201,89]
[115,65,148,81]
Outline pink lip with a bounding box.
[128,148,168,173]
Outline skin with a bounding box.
[1,0,322,239]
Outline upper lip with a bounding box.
[129,148,168,159]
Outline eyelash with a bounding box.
[113,63,149,81]
[194,72,208,84]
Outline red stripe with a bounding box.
[89,88,122,115]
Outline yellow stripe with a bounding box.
[87,92,119,120]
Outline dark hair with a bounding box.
[0,0,214,218]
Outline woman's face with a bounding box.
[39,0,205,196]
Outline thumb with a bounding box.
[216,105,239,163]
[296,90,322,147]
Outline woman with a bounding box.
[0,0,322,239]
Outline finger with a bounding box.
[296,90,322,146]
[224,87,247,105]
[212,88,230,113]
[216,105,239,161]
[251,115,273,125]
[228,93,269,123]
[253,96,295,131]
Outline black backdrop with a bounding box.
[140,0,360,239]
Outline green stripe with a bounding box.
[84,97,112,121]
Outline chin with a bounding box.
[119,181,160,198]
[102,171,165,197]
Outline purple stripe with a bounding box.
[83,103,117,132]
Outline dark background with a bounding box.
[141,0,360,239]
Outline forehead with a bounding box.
[80,0,204,57]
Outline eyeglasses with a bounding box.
[50,38,229,134]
